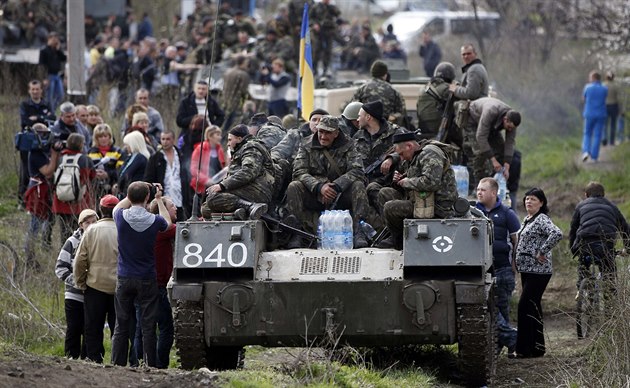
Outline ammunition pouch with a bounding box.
[413,191,435,219]
[454,100,471,129]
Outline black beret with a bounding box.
[392,132,417,144]
[229,124,249,137]
[361,100,383,121]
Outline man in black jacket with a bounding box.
[18,80,56,207]
[39,32,66,112]
[144,130,191,220]
[569,181,630,298]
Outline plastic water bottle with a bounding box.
[317,211,325,249]
[341,211,353,250]
[494,170,507,202]
[359,219,377,244]
[452,165,469,198]
[322,211,334,250]
[332,211,344,250]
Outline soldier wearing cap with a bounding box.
[352,60,406,125]
[285,115,370,248]
[378,132,457,249]
[201,124,275,220]
[73,194,120,364]
[354,100,403,226]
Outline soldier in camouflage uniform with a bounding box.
[247,113,286,150]
[221,55,250,134]
[379,132,457,249]
[285,116,370,248]
[464,97,521,190]
[416,62,458,141]
[309,0,340,75]
[256,29,294,71]
[353,101,402,227]
[201,125,275,220]
[271,109,328,200]
[352,60,407,126]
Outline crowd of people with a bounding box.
[10,0,630,372]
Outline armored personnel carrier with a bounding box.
[171,208,496,385]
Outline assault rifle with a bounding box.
[260,214,319,243]
[364,145,396,177]
[436,91,455,143]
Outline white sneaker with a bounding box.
[582,152,589,162]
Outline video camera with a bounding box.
[14,125,64,152]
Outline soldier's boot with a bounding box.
[287,234,304,249]
[353,223,369,249]
[235,199,268,220]
[377,235,403,250]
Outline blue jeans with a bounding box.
[497,309,517,353]
[495,266,515,324]
[47,74,64,112]
[111,277,158,367]
[582,116,606,160]
[132,287,174,368]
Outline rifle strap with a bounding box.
[322,149,343,177]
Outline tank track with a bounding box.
[174,300,207,370]
[456,290,497,386]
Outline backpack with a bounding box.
[54,154,86,202]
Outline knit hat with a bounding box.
[361,100,384,121]
[309,108,329,120]
[370,60,388,78]
[247,112,267,127]
[392,132,417,144]
[315,116,339,132]
[78,209,98,224]
[229,124,249,137]
[99,194,120,209]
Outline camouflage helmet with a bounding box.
[341,101,363,121]
[433,62,456,83]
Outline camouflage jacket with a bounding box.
[353,121,400,180]
[221,66,250,113]
[352,78,406,122]
[468,97,516,164]
[398,142,457,218]
[221,135,275,198]
[309,2,340,31]
[271,123,311,163]
[293,131,366,194]
[416,78,450,138]
[257,122,287,150]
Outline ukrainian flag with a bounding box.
[298,3,314,121]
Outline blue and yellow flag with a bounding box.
[297,3,314,121]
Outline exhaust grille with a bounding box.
[300,256,329,275]
[331,256,361,274]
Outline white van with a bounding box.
[381,10,501,51]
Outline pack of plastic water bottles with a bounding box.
[317,210,353,250]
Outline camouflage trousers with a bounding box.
[286,180,371,234]
[462,127,506,190]
[382,198,413,241]
[201,187,271,218]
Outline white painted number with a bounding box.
[183,243,203,267]
[182,243,248,268]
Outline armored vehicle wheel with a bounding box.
[456,287,497,386]
[174,300,207,369]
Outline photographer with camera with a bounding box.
[17,80,56,209]
[111,182,171,368]
[23,123,60,268]
[52,133,96,245]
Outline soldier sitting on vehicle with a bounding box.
[285,116,370,249]
[201,124,275,220]
[353,100,402,227]
[378,132,457,249]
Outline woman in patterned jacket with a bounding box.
[514,187,563,358]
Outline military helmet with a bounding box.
[433,62,456,83]
[341,101,363,121]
